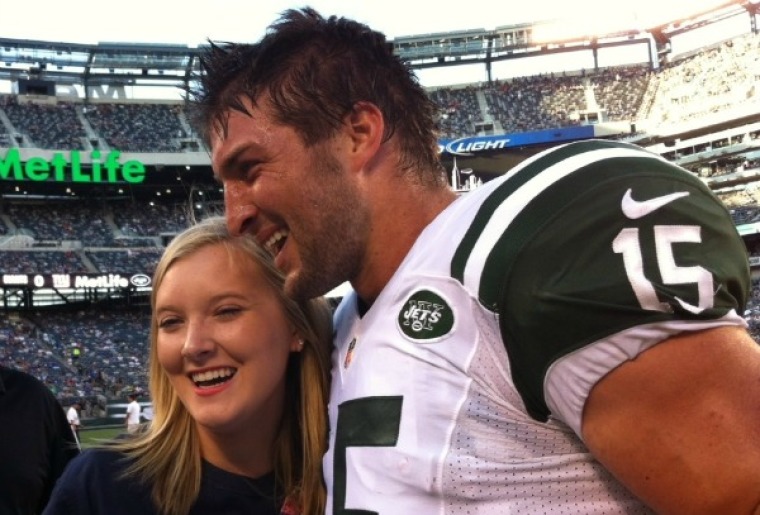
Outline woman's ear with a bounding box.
[290,333,305,353]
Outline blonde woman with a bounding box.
[44,216,332,515]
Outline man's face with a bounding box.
[210,97,369,300]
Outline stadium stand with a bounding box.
[3,97,88,150]
[84,103,189,153]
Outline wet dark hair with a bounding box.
[190,7,445,184]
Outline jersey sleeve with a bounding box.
[487,141,749,427]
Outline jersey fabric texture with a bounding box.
[323,139,749,514]
[0,366,79,515]
[43,449,284,515]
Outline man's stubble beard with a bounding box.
[285,147,369,302]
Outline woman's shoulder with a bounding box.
[44,448,154,515]
[68,448,133,475]
[51,448,138,496]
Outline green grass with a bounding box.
[79,426,125,449]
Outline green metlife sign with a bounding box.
[0,148,146,183]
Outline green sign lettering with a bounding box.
[0,148,146,184]
[0,148,23,180]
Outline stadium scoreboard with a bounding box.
[1,272,152,290]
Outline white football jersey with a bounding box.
[323,140,749,514]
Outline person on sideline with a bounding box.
[192,8,760,514]
[44,216,333,515]
[0,365,79,514]
[66,400,81,446]
[125,393,141,434]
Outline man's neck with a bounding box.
[354,186,457,305]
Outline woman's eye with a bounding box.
[158,318,181,329]
[217,307,242,318]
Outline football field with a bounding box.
[79,426,124,449]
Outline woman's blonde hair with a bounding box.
[111,215,332,515]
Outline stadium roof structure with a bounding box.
[0,38,201,99]
[0,1,756,91]
[0,26,659,92]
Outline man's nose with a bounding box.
[224,182,258,237]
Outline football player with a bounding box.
[195,8,760,514]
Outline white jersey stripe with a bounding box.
[545,310,747,436]
[463,146,665,292]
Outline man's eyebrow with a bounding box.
[215,143,250,180]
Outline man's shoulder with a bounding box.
[1,366,48,392]
[0,367,62,411]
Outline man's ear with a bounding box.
[345,101,384,166]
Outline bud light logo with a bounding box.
[442,136,511,156]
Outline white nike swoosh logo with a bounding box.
[621,189,690,220]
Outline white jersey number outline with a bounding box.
[612,225,713,314]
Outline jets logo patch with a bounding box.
[397,289,455,343]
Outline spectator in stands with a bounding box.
[0,365,79,515]
[124,393,141,434]
[193,8,760,514]
[44,216,332,515]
